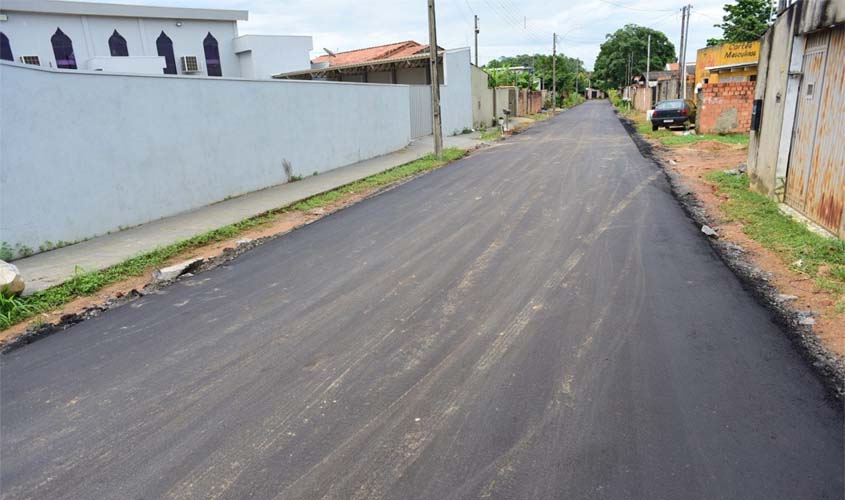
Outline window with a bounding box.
[203,32,221,77]
[0,32,12,62]
[51,28,77,69]
[109,30,128,57]
[156,31,177,74]
[749,74,757,82]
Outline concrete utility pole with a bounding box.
[682,4,692,99]
[646,33,651,89]
[427,0,443,158]
[474,15,479,66]
[552,33,556,112]
[575,60,579,95]
[677,5,686,99]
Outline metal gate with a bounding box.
[785,26,845,238]
[409,85,432,139]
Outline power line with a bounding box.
[594,0,674,13]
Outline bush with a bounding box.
[607,89,623,108]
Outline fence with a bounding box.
[0,62,412,253]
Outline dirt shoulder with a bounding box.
[616,111,844,398]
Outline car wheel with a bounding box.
[652,124,658,131]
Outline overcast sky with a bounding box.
[90,0,733,70]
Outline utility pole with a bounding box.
[677,5,686,99]
[646,33,651,87]
[552,33,556,112]
[474,15,479,66]
[682,4,692,99]
[427,0,443,158]
[575,60,579,95]
[646,33,651,106]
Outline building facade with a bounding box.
[747,0,845,239]
[0,0,312,78]
[695,41,760,87]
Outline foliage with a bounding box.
[707,171,845,304]
[707,0,773,46]
[607,89,624,108]
[593,25,675,90]
[562,94,585,109]
[0,149,467,330]
[485,54,588,95]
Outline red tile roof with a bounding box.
[312,40,430,66]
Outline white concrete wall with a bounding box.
[0,63,411,252]
[440,48,473,135]
[0,10,240,76]
[470,64,494,128]
[233,35,312,78]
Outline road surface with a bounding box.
[2,102,842,499]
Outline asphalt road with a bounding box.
[2,102,842,500]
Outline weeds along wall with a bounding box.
[0,62,412,254]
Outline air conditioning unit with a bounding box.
[19,55,40,66]
[181,55,200,73]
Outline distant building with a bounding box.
[0,0,312,78]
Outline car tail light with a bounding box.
[653,110,659,117]
[680,108,688,116]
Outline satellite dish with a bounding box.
[323,48,336,57]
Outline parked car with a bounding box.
[651,99,696,131]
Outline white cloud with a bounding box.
[85,0,730,70]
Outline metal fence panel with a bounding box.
[409,85,432,139]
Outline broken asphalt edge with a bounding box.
[0,140,495,355]
[615,110,845,402]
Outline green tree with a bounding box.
[593,25,675,90]
[706,0,773,46]
[484,53,585,97]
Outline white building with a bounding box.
[0,0,312,78]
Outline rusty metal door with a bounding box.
[785,31,828,212]
[785,27,845,238]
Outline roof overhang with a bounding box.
[0,0,248,22]
[706,62,758,72]
[274,51,443,79]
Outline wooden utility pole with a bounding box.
[427,0,443,158]
[552,33,556,112]
[474,15,479,66]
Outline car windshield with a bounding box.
[656,101,683,110]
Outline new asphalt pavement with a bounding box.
[2,101,842,499]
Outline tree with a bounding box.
[593,25,675,91]
[484,53,585,97]
[706,0,773,46]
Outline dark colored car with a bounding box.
[651,99,696,131]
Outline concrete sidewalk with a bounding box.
[16,133,485,295]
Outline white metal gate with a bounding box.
[409,85,433,139]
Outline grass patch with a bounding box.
[527,113,551,121]
[619,105,749,147]
[707,171,845,304]
[0,148,467,330]
[480,128,502,141]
